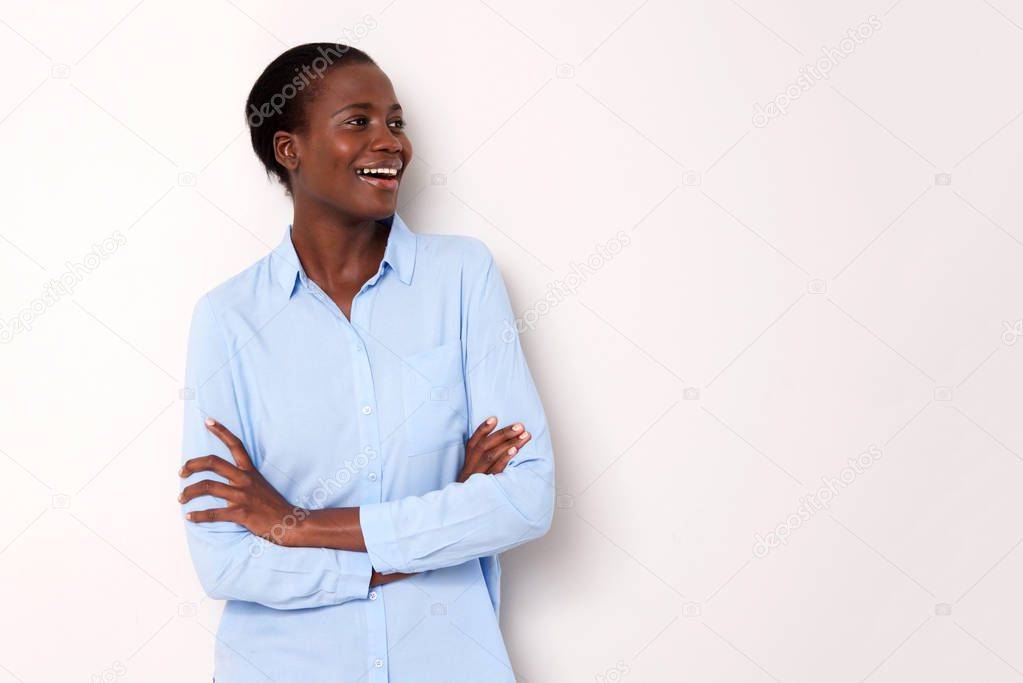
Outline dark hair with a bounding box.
[245,43,377,197]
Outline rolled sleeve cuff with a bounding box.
[359,502,403,574]
[335,548,374,600]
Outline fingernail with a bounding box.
[519,432,528,439]
[178,467,185,477]
[512,424,522,432]
[185,512,193,521]
[205,418,215,427]
[508,447,517,455]
[487,416,496,425]
[177,493,184,502]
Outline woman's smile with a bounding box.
[357,174,399,191]
[354,161,403,191]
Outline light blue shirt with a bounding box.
[179,213,555,682]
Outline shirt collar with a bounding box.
[270,212,417,297]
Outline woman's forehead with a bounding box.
[314,65,399,113]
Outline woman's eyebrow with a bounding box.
[332,102,403,116]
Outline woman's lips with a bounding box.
[357,174,399,191]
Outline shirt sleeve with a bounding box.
[180,294,373,609]
[358,241,556,574]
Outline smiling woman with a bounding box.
[245,44,409,212]
[177,43,555,683]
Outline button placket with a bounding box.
[349,282,388,681]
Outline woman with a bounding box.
[177,43,555,682]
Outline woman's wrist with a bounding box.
[286,506,367,551]
[370,569,416,587]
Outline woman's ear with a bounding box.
[274,131,299,172]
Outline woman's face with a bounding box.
[280,62,412,220]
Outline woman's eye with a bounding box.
[345,117,405,130]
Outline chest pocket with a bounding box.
[399,339,467,457]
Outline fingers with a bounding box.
[204,417,254,470]
[486,431,531,474]
[179,454,242,481]
[179,479,242,505]
[466,416,498,450]
[482,429,531,472]
[184,506,240,523]
[479,422,527,451]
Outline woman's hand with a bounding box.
[179,418,299,545]
[457,416,532,483]
[369,419,529,590]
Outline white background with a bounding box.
[2,0,1023,681]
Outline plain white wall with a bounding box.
[2,0,1023,680]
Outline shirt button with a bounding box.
[373,659,383,668]
[369,590,377,600]
[361,405,373,415]
[368,472,378,482]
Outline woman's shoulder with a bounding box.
[415,230,494,272]
[191,250,280,322]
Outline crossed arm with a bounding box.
[179,415,535,589]
[178,244,555,609]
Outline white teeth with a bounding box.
[358,168,398,176]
